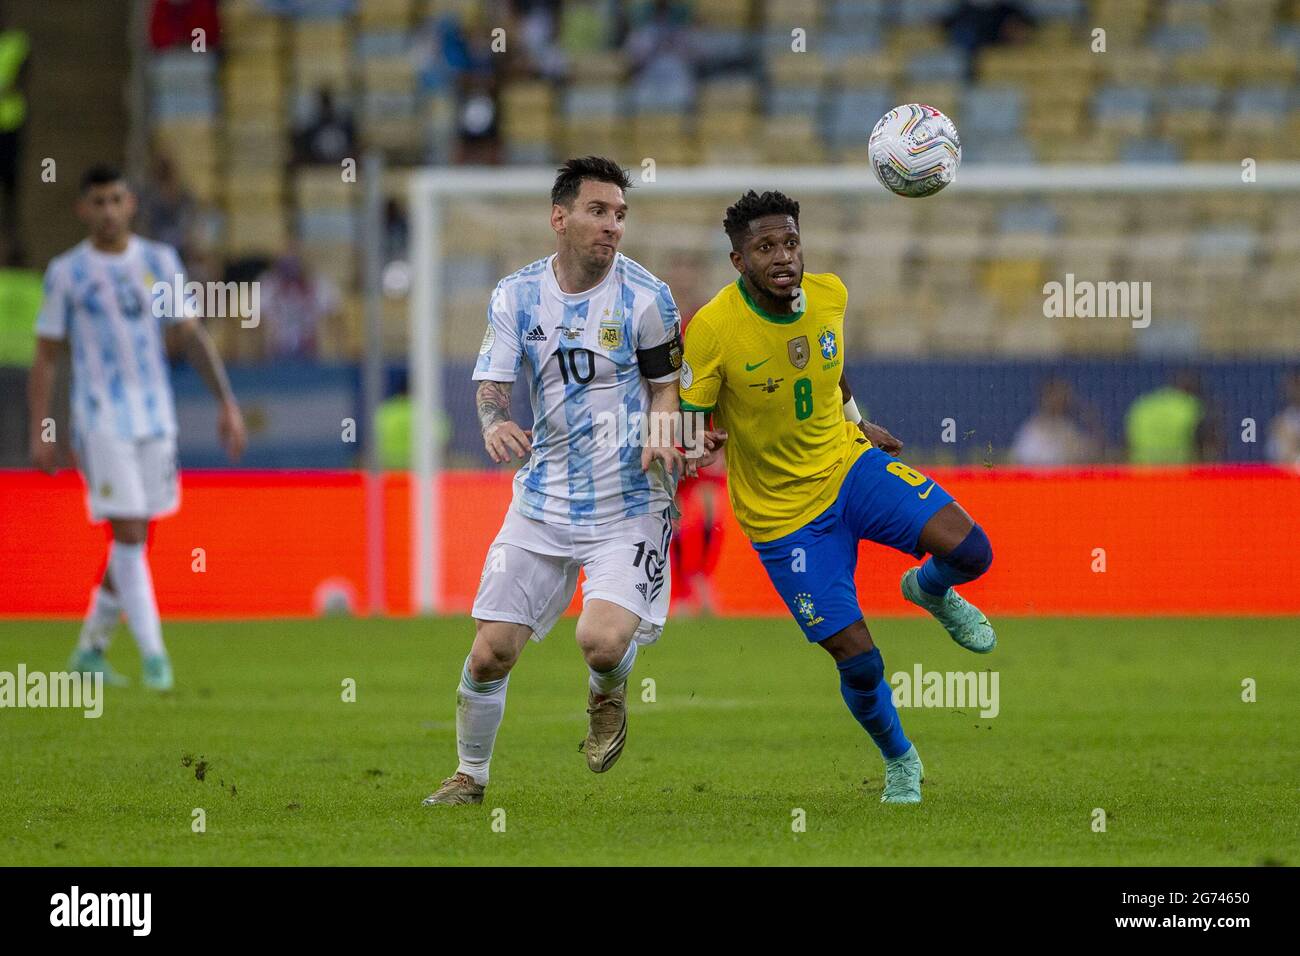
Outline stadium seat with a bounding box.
[1119,137,1182,163]
[960,86,1024,137]
[1093,86,1155,135]
[823,87,893,149]
[904,48,967,86]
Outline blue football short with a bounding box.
[751,445,955,642]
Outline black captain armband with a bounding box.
[637,331,684,379]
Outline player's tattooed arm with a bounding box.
[476,379,512,433]
[477,380,532,463]
[173,318,247,461]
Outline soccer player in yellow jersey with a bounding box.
[680,191,996,804]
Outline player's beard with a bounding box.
[746,265,802,309]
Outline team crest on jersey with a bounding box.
[794,592,825,627]
[599,321,622,350]
[787,335,810,369]
[818,327,838,360]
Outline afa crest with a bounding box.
[794,592,825,626]
[818,327,837,360]
[599,322,622,350]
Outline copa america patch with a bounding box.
[479,324,496,355]
[680,358,693,389]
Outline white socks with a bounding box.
[77,584,121,652]
[108,541,167,659]
[589,640,637,696]
[455,656,509,786]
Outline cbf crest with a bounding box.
[794,592,825,627]
[787,335,810,369]
[818,327,838,360]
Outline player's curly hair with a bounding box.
[723,190,800,250]
[551,156,633,208]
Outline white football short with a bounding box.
[76,431,180,523]
[472,505,673,645]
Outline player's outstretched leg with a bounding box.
[106,519,173,689]
[575,600,640,774]
[822,623,923,804]
[67,576,129,687]
[424,620,530,806]
[902,504,995,654]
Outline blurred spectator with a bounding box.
[255,247,341,360]
[1011,379,1102,466]
[149,0,221,52]
[383,198,408,264]
[0,241,39,367]
[1125,371,1221,464]
[514,0,567,79]
[1266,372,1300,465]
[622,0,696,107]
[137,150,198,261]
[561,0,615,56]
[0,12,29,251]
[941,0,1036,81]
[376,387,412,471]
[292,88,356,166]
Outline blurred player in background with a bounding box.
[424,157,687,806]
[680,190,996,804]
[27,165,246,690]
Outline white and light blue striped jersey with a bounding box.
[473,252,682,526]
[35,236,188,443]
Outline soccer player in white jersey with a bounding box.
[26,165,246,691]
[423,157,689,805]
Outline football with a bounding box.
[868,103,962,198]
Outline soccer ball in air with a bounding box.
[868,104,962,198]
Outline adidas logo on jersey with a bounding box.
[525,324,548,341]
[636,582,648,598]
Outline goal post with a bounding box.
[406,162,1300,614]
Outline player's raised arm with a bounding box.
[839,370,902,455]
[169,317,246,462]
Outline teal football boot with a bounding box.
[142,655,174,691]
[67,647,130,687]
[901,568,996,654]
[881,744,924,805]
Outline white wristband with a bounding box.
[843,397,862,424]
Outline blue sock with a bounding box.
[917,523,993,597]
[837,648,910,759]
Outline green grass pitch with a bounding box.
[1,616,1296,866]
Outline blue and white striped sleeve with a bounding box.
[472,282,522,382]
[634,281,682,383]
[34,260,69,341]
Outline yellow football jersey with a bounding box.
[679,272,870,542]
